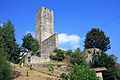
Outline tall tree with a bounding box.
[0,20,20,63]
[22,33,39,53]
[84,28,111,51]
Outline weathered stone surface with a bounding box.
[96,72,103,80]
[83,48,101,67]
[25,7,58,64]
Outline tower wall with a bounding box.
[35,7,54,45]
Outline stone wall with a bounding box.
[42,34,58,57]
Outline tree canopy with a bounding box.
[22,33,39,52]
[84,28,111,51]
[0,20,21,63]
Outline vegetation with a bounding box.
[60,61,99,80]
[0,53,13,80]
[0,20,120,80]
[50,48,65,61]
[22,33,40,56]
[92,51,120,80]
[66,49,73,56]
[60,73,68,80]
[0,20,21,63]
[84,28,111,51]
[70,48,85,65]
[115,63,120,80]
[48,65,54,75]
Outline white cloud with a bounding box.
[26,31,35,38]
[58,33,81,49]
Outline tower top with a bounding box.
[36,7,53,15]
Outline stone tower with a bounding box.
[31,7,58,63]
[25,7,58,63]
[35,7,54,47]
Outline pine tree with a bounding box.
[0,20,20,63]
[22,33,39,53]
[84,28,111,51]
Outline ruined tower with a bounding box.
[32,7,58,62]
[25,7,58,63]
[35,7,54,46]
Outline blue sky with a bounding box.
[0,0,120,63]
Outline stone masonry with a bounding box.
[25,7,58,64]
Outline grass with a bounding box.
[31,61,67,65]
[10,62,63,80]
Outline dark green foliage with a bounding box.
[70,48,85,65]
[115,63,120,79]
[0,20,21,63]
[92,51,118,80]
[48,65,54,74]
[51,48,65,61]
[60,73,68,80]
[60,61,99,80]
[66,49,73,56]
[0,52,13,80]
[75,48,81,53]
[68,62,99,80]
[22,33,40,56]
[84,28,111,51]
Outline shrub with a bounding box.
[48,65,54,75]
[60,61,99,80]
[0,54,13,80]
[60,73,68,80]
[70,52,85,65]
[50,48,65,61]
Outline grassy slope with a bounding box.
[10,62,63,80]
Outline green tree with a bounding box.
[52,48,65,61]
[66,49,73,56]
[115,63,120,79]
[92,51,118,80]
[0,20,20,63]
[60,61,99,80]
[22,33,40,53]
[0,52,13,80]
[60,73,69,80]
[84,28,111,51]
[70,48,85,65]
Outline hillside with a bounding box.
[10,62,66,80]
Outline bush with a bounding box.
[66,49,73,56]
[68,62,99,80]
[60,73,68,80]
[51,48,65,61]
[70,52,85,65]
[60,61,99,80]
[48,65,54,75]
[0,53,13,80]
